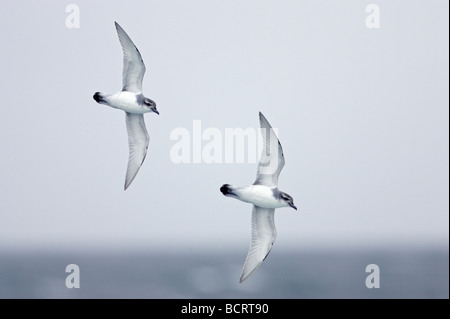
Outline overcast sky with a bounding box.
[0,0,448,252]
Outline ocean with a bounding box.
[0,248,448,299]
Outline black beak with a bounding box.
[289,202,297,210]
[152,108,159,115]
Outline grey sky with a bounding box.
[0,0,448,252]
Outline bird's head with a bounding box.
[144,98,159,115]
[280,192,297,210]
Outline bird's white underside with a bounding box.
[232,185,286,209]
[105,91,149,114]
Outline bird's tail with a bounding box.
[220,184,237,197]
[93,92,106,104]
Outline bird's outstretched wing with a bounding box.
[124,113,149,190]
[254,112,285,187]
[115,21,146,93]
[240,206,277,283]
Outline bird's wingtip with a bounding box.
[258,112,271,129]
[239,271,250,283]
[259,111,268,122]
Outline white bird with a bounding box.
[220,112,297,283]
[93,21,159,190]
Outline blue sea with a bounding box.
[0,248,448,299]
